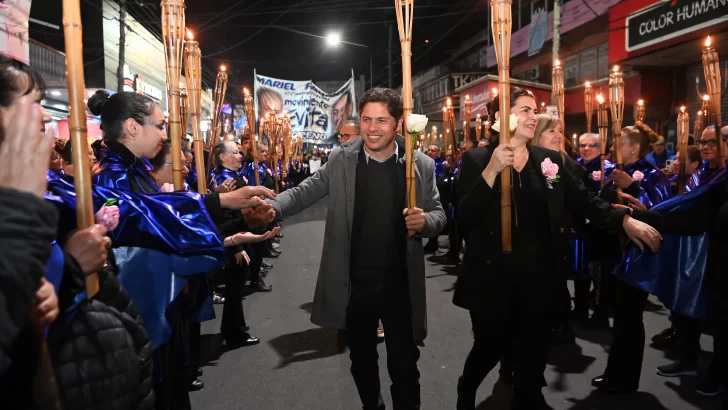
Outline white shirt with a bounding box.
[363,141,399,164]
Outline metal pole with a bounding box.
[370,49,374,90]
[388,23,393,88]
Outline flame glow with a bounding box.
[585,81,591,87]
[243,87,249,95]
[704,94,710,101]
[613,65,619,72]
[680,106,686,113]
[443,107,447,112]
[554,59,561,66]
[596,94,605,104]
[492,88,498,96]
[220,65,226,72]
[186,29,194,40]
[465,95,470,100]
[638,99,644,106]
[706,36,711,47]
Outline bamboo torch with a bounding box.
[702,35,724,166]
[161,0,185,190]
[283,116,291,188]
[552,59,565,151]
[702,95,712,126]
[695,110,704,138]
[180,84,188,139]
[447,98,457,148]
[184,29,206,193]
[596,93,608,188]
[635,99,645,124]
[464,95,472,150]
[677,106,690,194]
[442,106,450,149]
[475,114,482,142]
[242,87,260,185]
[491,0,513,252]
[395,0,416,236]
[609,65,625,169]
[208,65,228,176]
[584,81,593,133]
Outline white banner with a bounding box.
[254,72,357,144]
[0,0,31,64]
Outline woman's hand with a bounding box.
[234,250,250,266]
[219,185,276,210]
[226,227,280,245]
[29,278,59,335]
[481,144,514,187]
[618,192,647,210]
[212,178,236,193]
[623,216,662,252]
[64,224,110,273]
[612,169,634,189]
[0,94,48,198]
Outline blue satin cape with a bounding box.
[616,170,727,319]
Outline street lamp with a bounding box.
[325,33,373,90]
[325,32,341,47]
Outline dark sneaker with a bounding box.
[656,361,698,377]
[696,377,723,396]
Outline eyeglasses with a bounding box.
[338,133,355,140]
[698,139,719,148]
[147,120,166,132]
[164,161,191,167]
[579,143,599,149]
[225,151,241,155]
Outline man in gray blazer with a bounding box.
[267,88,446,409]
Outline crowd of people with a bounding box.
[1,52,727,410]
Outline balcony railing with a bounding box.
[29,40,67,87]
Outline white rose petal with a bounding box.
[407,114,429,134]
[490,114,518,133]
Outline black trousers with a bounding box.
[460,275,552,401]
[603,278,648,389]
[345,284,421,410]
[221,265,248,337]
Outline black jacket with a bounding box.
[453,146,628,313]
[0,188,58,405]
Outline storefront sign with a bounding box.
[121,64,164,100]
[0,0,31,64]
[626,0,728,52]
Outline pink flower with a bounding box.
[632,170,645,181]
[160,183,174,193]
[95,205,120,231]
[541,158,559,179]
[591,171,602,181]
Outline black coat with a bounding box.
[453,146,628,313]
[0,188,58,405]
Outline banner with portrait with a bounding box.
[254,71,357,145]
[0,0,32,64]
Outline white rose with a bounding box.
[490,114,518,133]
[406,114,428,134]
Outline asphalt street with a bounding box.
[192,199,720,410]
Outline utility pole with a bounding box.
[388,23,393,88]
[116,0,127,92]
[552,0,561,105]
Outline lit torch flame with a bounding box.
[596,94,605,104]
[703,94,710,101]
[243,87,249,96]
[638,99,644,106]
[585,81,591,87]
[186,29,194,40]
[220,65,226,72]
[554,59,561,67]
[680,106,685,113]
[613,65,619,73]
[706,36,711,48]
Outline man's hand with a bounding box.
[64,224,109,273]
[623,216,662,252]
[219,186,276,210]
[0,94,48,198]
[618,192,647,210]
[612,169,634,189]
[403,208,427,233]
[242,203,276,227]
[29,278,59,335]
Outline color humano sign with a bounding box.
[626,0,728,52]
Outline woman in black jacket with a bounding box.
[453,87,661,410]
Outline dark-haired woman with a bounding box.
[590,124,672,394]
[453,87,662,409]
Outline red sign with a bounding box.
[458,78,551,121]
